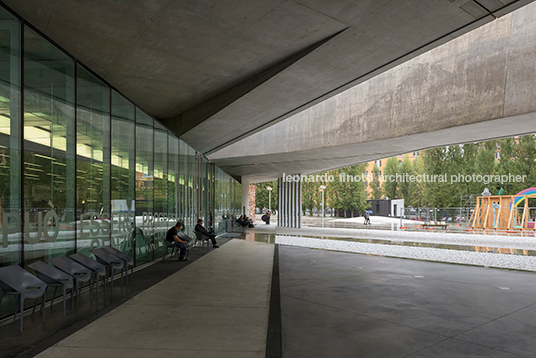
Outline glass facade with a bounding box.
[0,5,240,319]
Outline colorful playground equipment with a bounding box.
[469,187,536,231]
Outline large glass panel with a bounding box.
[76,65,110,254]
[0,8,20,319]
[233,179,241,218]
[153,122,167,258]
[214,167,229,234]
[168,133,179,224]
[206,160,214,230]
[179,139,188,225]
[187,146,196,236]
[135,109,153,264]
[23,27,75,264]
[200,157,210,229]
[110,91,135,255]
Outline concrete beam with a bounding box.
[210,3,536,182]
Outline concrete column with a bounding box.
[277,175,302,228]
[298,179,302,228]
[241,176,250,216]
[278,178,282,227]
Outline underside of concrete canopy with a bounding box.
[4,0,533,160]
[5,0,536,183]
[210,4,536,182]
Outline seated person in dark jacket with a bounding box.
[166,221,190,261]
[247,216,255,228]
[236,215,248,228]
[195,219,219,248]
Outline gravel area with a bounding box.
[276,226,536,250]
[275,235,536,271]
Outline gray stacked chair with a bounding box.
[69,253,107,300]
[28,261,74,317]
[104,246,134,283]
[48,257,92,306]
[0,265,47,331]
[90,248,124,290]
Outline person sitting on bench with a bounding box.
[236,215,248,228]
[166,221,190,261]
[195,219,219,248]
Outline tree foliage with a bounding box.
[254,181,277,212]
[383,157,399,199]
[369,164,383,199]
[279,135,536,215]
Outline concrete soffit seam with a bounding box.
[160,28,349,138]
[204,2,512,156]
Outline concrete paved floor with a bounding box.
[8,228,536,358]
[280,245,536,358]
[34,239,274,358]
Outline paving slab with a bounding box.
[35,239,274,358]
[280,245,536,358]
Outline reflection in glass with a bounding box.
[23,27,75,264]
[135,109,153,264]
[153,122,167,258]
[111,91,135,256]
[0,8,20,318]
[76,65,110,254]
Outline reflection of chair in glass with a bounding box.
[28,261,74,317]
[133,227,152,260]
[90,248,124,290]
[48,257,93,306]
[69,253,107,300]
[104,246,134,283]
[194,230,211,251]
[0,265,47,331]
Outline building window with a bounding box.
[24,26,76,264]
[375,160,381,167]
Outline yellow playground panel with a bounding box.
[470,188,536,231]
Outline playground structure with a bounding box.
[469,188,536,232]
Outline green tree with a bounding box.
[475,140,497,194]
[369,164,383,199]
[302,180,320,215]
[328,165,368,215]
[254,181,278,212]
[422,147,446,207]
[383,157,399,199]
[514,135,536,194]
[410,157,425,207]
[496,138,517,195]
[398,155,413,201]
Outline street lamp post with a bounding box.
[267,186,272,212]
[319,185,326,228]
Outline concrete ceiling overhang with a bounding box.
[210,3,536,182]
[3,0,533,159]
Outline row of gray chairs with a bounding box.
[0,246,134,331]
